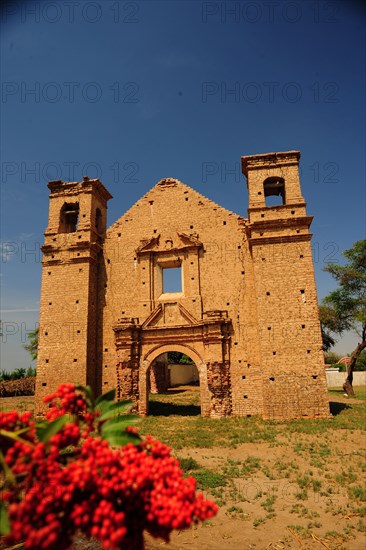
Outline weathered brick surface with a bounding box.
[149,362,169,394]
[35,151,330,419]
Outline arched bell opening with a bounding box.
[263,176,286,207]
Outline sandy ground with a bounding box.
[144,391,366,550]
[1,392,365,550]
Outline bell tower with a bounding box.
[241,151,329,419]
[35,177,112,413]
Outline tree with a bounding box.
[319,305,338,352]
[167,352,193,364]
[23,327,39,362]
[323,351,341,365]
[0,368,26,381]
[355,349,366,371]
[179,354,193,364]
[167,351,183,364]
[321,239,366,396]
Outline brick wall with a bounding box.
[35,152,330,420]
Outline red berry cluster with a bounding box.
[44,382,98,437]
[0,410,35,454]
[1,384,218,549]
[44,383,88,420]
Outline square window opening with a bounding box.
[162,267,182,293]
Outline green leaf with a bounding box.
[76,384,94,409]
[35,419,48,430]
[99,401,133,421]
[95,388,116,407]
[101,431,141,447]
[11,426,32,436]
[102,414,140,428]
[0,502,10,536]
[0,429,34,448]
[36,414,74,443]
[0,450,15,483]
[101,415,140,433]
[83,385,95,407]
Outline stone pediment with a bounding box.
[141,303,201,328]
[136,232,203,255]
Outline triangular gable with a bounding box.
[108,178,246,233]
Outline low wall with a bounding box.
[325,370,366,387]
[168,363,199,386]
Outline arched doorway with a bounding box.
[139,344,209,417]
[148,351,200,416]
[113,311,232,418]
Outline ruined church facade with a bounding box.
[35,151,330,420]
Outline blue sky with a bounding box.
[1,0,365,370]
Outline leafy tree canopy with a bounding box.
[321,239,366,395]
[323,351,342,365]
[23,327,39,362]
[167,352,193,364]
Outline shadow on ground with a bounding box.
[329,401,351,416]
[148,401,200,416]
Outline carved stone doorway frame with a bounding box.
[113,308,232,418]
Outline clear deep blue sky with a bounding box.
[1,0,365,370]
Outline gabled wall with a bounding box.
[35,152,330,420]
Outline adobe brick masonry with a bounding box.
[35,151,329,420]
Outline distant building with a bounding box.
[35,151,329,420]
